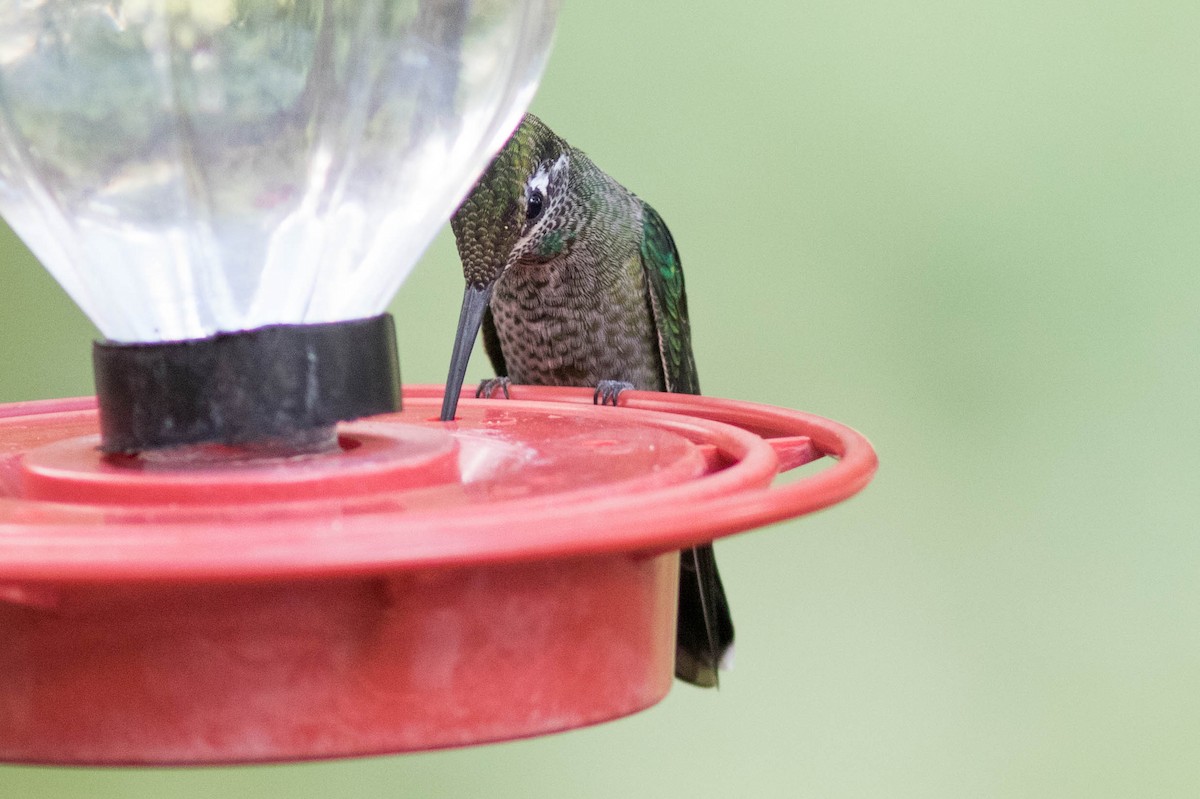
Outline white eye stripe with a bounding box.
[525,153,569,199]
[527,169,550,198]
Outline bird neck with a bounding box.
[562,149,643,268]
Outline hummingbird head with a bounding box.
[440,114,570,420]
[450,113,571,289]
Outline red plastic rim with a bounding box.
[0,386,877,582]
[0,386,877,765]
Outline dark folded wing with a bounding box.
[640,202,700,395]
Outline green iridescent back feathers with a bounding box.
[640,203,700,395]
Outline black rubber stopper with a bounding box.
[93,314,400,454]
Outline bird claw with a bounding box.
[593,380,634,406]
[476,377,512,400]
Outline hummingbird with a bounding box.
[439,114,733,687]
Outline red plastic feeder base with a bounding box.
[0,385,876,765]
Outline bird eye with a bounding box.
[526,190,544,221]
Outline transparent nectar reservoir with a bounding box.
[0,0,559,342]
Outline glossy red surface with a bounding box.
[0,386,877,764]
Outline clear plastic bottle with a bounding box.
[0,0,559,342]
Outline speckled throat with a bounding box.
[487,150,665,390]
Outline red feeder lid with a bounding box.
[0,385,876,765]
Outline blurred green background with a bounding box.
[3,0,1199,796]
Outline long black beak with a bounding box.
[440,281,494,421]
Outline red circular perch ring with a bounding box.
[0,385,876,765]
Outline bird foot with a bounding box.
[476,377,512,400]
[593,380,634,406]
